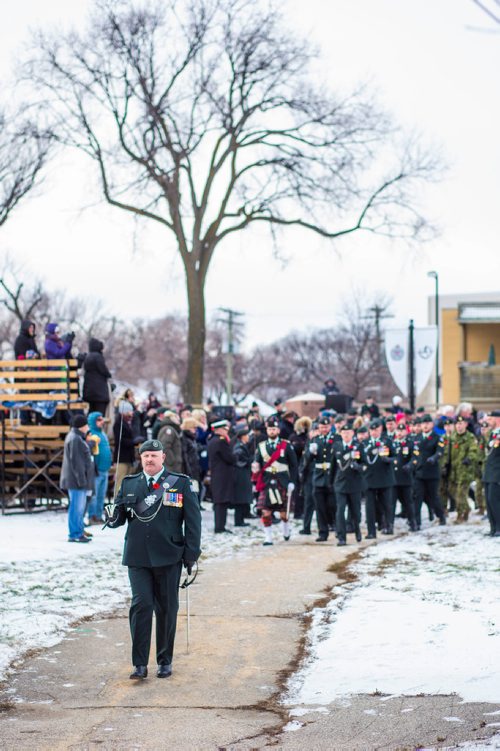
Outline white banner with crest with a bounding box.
[414,326,437,396]
[384,329,409,396]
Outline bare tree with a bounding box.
[26,0,440,400]
[0,107,50,227]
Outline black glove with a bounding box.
[461,457,471,466]
[183,560,195,575]
[351,462,362,472]
[426,455,437,465]
[402,463,412,473]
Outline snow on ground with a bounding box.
[0,507,271,682]
[285,521,500,708]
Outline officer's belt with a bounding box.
[315,462,332,469]
[264,462,288,473]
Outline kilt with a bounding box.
[256,480,287,511]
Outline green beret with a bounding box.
[139,439,164,454]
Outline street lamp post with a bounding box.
[427,271,439,408]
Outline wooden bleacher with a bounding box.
[0,359,87,512]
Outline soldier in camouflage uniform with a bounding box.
[448,415,479,522]
[439,418,454,513]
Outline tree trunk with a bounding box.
[184,265,206,404]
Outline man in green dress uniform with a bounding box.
[106,439,202,679]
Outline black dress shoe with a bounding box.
[130,665,148,679]
[355,529,362,542]
[157,663,172,678]
[365,534,376,540]
[234,522,250,527]
[337,539,347,546]
[315,536,328,542]
[439,518,446,526]
[299,529,311,535]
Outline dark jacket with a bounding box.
[333,440,365,493]
[60,428,95,491]
[158,418,183,473]
[233,438,253,506]
[182,429,201,481]
[108,468,201,567]
[413,431,445,480]
[484,429,500,483]
[364,436,396,488]
[113,415,137,464]
[82,339,112,403]
[393,437,414,487]
[208,434,235,504]
[14,319,39,360]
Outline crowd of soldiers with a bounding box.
[204,397,500,546]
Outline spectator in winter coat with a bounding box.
[44,322,74,359]
[86,411,113,524]
[13,319,40,425]
[82,338,113,415]
[115,388,144,442]
[14,319,40,360]
[232,425,253,526]
[60,414,95,543]
[181,417,201,494]
[113,407,140,492]
[158,411,183,473]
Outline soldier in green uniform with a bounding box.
[333,420,366,545]
[412,414,446,528]
[448,415,479,523]
[306,416,337,542]
[106,439,202,680]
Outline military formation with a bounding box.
[247,403,500,546]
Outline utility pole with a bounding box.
[362,304,395,364]
[217,308,244,405]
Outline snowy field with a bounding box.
[0,507,266,682]
[286,521,500,707]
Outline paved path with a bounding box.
[0,533,498,750]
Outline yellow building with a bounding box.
[429,293,500,408]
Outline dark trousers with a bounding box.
[414,478,445,527]
[88,400,109,415]
[336,491,361,541]
[301,481,315,533]
[394,484,417,529]
[214,502,229,532]
[128,563,182,667]
[486,481,500,534]
[314,486,336,538]
[366,487,393,537]
[234,506,246,525]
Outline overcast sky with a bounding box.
[1,0,499,349]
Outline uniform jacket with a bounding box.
[82,339,112,403]
[158,418,183,473]
[108,468,201,567]
[393,437,414,487]
[208,434,235,504]
[60,428,95,491]
[308,433,336,488]
[364,436,396,488]
[449,430,479,485]
[483,428,500,484]
[333,440,365,493]
[255,439,298,489]
[413,431,445,480]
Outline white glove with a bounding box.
[251,461,260,473]
[287,482,295,492]
[309,442,318,455]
